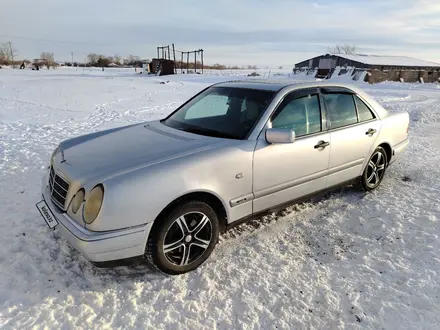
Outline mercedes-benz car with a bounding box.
[36,81,410,275]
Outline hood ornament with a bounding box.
[60,149,66,163]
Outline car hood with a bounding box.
[57,121,222,180]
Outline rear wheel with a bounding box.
[358,146,388,191]
[146,201,220,275]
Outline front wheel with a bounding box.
[146,201,220,275]
[358,146,388,191]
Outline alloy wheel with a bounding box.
[366,151,386,188]
[162,212,212,266]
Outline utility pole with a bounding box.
[172,43,176,74]
[181,52,183,73]
[71,52,74,66]
[200,49,204,74]
[9,41,14,68]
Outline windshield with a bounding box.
[162,86,275,139]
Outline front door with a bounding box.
[252,88,331,213]
[321,90,381,187]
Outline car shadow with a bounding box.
[63,184,367,281]
[223,185,366,239]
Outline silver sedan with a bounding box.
[36,81,410,275]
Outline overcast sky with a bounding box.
[1,0,439,66]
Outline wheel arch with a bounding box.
[361,141,393,175]
[153,191,228,234]
[377,142,392,165]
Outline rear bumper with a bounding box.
[42,183,152,263]
[390,138,409,164]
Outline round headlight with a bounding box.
[71,189,85,214]
[83,185,104,224]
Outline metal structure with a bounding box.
[178,48,203,74]
[156,44,204,74]
[157,45,171,61]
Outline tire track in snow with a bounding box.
[0,97,84,114]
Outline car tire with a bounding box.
[357,146,388,191]
[145,200,220,275]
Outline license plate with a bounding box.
[36,200,58,229]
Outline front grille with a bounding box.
[49,166,70,209]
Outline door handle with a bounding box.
[314,140,330,149]
[366,128,377,136]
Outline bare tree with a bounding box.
[40,52,56,69]
[87,53,100,65]
[0,44,9,64]
[212,63,226,70]
[114,54,122,65]
[126,55,140,65]
[96,56,111,67]
[0,43,18,65]
[328,44,357,55]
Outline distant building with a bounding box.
[294,54,440,83]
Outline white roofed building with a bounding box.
[294,53,440,83]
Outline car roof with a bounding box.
[213,79,389,118]
[214,79,363,92]
[213,80,294,91]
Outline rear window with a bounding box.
[355,95,375,122]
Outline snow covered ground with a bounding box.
[1,67,440,329]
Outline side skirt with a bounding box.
[225,177,360,231]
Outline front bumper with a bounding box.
[42,183,153,263]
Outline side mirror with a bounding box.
[265,128,296,144]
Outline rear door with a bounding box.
[321,87,381,187]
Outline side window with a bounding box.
[184,94,229,119]
[323,93,357,129]
[355,95,375,122]
[271,94,321,137]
